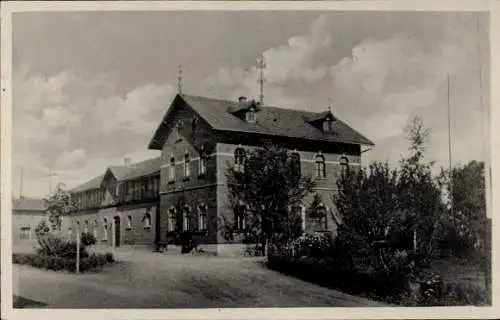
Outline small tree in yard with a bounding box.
[44,183,77,232]
[226,144,315,256]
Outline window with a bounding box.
[143,210,152,229]
[169,153,175,182]
[20,226,31,239]
[198,204,208,231]
[184,150,191,179]
[84,220,89,233]
[168,207,177,232]
[199,147,207,176]
[315,152,326,178]
[126,215,132,230]
[93,220,98,238]
[234,205,246,231]
[322,119,332,133]
[234,147,246,172]
[339,156,349,176]
[103,218,108,241]
[182,206,191,231]
[68,226,72,236]
[300,205,306,233]
[291,151,301,176]
[245,107,256,123]
[175,120,183,141]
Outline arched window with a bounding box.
[169,153,175,182]
[68,226,72,236]
[234,147,246,172]
[143,210,152,229]
[315,152,326,178]
[183,206,191,231]
[199,147,207,176]
[339,156,349,176]
[103,218,108,241]
[184,150,191,179]
[168,207,177,232]
[198,204,208,231]
[291,150,301,176]
[126,215,132,230]
[84,220,89,233]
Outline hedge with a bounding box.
[13,252,115,273]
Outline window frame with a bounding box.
[315,153,326,178]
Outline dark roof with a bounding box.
[12,197,45,212]
[70,157,161,193]
[149,94,374,149]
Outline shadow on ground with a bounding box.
[13,295,48,308]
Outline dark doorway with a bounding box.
[114,216,121,247]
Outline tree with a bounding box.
[44,183,77,232]
[226,144,315,255]
[439,160,487,255]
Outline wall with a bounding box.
[12,211,45,244]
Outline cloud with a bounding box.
[13,69,174,197]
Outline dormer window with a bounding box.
[323,117,333,133]
[245,107,256,123]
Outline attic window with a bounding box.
[323,118,333,133]
[245,107,256,123]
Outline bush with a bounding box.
[80,232,97,247]
[36,234,89,259]
[13,252,115,273]
[440,282,490,306]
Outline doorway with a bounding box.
[114,216,121,247]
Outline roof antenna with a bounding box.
[257,54,266,106]
[327,94,332,113]
[177,64,183,94]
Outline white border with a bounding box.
[1,1,498,319]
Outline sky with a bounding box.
[11,11,490,198]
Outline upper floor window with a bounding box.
[198,204,208,231]
[169,153,175,182]
[291,150,301,177]
[184,150,191,179]
[84,220,89,233]
[234,147,246,173]
[199,147,207,176]
[339,156,349,176]
[183,206,191,231]
[245,107,257,123]
[174,120,183,141]
[315,152,326,178]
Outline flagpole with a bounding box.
[447,74,454,227]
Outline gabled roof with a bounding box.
[148,94,374,150]
[12,197,46,212]
[70,157,161,193]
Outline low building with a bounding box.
[66,93,374,256]
[12,197,46,243]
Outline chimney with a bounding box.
[124,158,131,167]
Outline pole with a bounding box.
[76,224,80,274]
[475,15,491,296]
[447,74,454,227]
[20,167,24,199]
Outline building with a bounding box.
[65,93,373,256]
[12,197,46,243]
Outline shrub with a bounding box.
[12,252,114,273]
[440,282,490,306]
[36,234,89,259]
[80,232,97,247]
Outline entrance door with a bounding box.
[114,216,121,247]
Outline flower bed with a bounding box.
[13,252,115,273]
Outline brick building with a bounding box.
[66,93,373,256]
[12,197,46,243]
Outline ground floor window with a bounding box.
[234,205,247,231]
[143,211,152,229]
[198,204,208,231]
[183,206,191,231]
[103,218,108,241]
[20,226,31,239]
[168,208,177,232]
[126,215,132,230]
